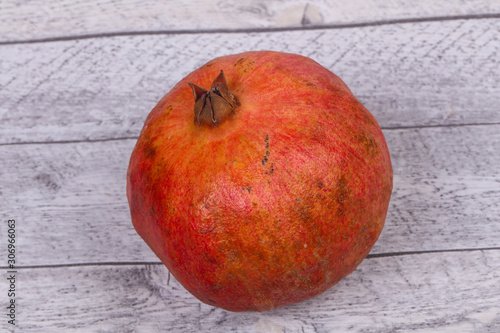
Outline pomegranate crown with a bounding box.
[188,70,239,126]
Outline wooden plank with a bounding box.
[378,124,500,254]
[1,250,498,332]
[1,18,499,144]
[2,124,499,266]
[2,0,500,43]
[0,139,155,264]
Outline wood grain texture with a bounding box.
[0,250,498,332]
[1,18,499,144]
[1,125,499,266]
[2,3,500,332]
[2,0,500,43]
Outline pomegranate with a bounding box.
[127,51,393,312]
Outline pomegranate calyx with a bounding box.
[188,70,239,126]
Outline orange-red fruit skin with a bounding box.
[127,51,393,312]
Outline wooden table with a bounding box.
[1,1,499,332]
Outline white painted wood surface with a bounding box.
[1,1,499,332]
[2,18,500,144]
[2,0,500,43]
[10,251,500,332]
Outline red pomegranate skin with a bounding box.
[127,51,393,312]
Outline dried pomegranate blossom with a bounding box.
[189,70,240,126]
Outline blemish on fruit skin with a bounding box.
[143,144,157,160]
[234,57,255,73]
[335,175,350,218]
[165,105,173,115]
[356,132,379,157]
[235,58,246,67]
[265,164,274,175]
[262,134,270,166]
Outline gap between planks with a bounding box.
[1,122,500,147]
[2,247,499,270]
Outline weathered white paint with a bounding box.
[1,2,499,332]
[1,0,500,42]
[1,18,499,144]
[0,251,497,332]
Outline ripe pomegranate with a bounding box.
[127,51,393,312]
